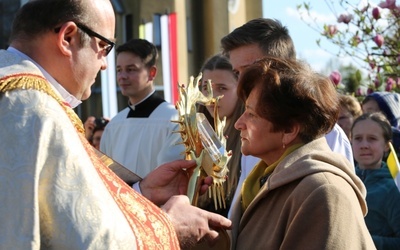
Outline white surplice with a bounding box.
[0,49,179,249]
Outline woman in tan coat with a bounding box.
[229,57,375,249]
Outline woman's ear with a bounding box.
[56,21,80,57]
[282,123,301,145]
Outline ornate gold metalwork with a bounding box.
[174,73,231,210]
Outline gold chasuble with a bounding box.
[0,73,180,249]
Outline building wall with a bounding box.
[1,0,262,120]
[114,0,262,86]
[0,0,22,49]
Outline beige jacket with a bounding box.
[230,137,376,250]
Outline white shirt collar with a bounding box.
[129,90,155,110]
[7,47,82,108]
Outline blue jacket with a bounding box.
[356,162,400,250]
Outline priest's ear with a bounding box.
[148,66,157,81]
[56,21,80,57]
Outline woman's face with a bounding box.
[337,106,354,139]
[234,86,284,165]
[351,119,388,169]
[201,69,238,122]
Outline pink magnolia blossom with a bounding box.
[337,14,353,24]
[374,78,381,88]
[372,7,381,19]
[379,0,396,9]
[360,6,369,13]
[356,87,366,96]
[325,25,338,37]
[329,71,342,86]
[386,77,396,91]
[369,60,376,69]
[374,34,384,47]
[356,88,362,96]
[387,77,396,85]
[367,88,374,95]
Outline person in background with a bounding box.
[337,94,362,139]
[362,92,400,128]
[351,112,400,250]
[362,91,400,156]
[229,56,374,249]
[91,117,109,150]
[84,116,109,148]
[0,0,231,248]
[84,116,96,141]
[197,54,259,217]
[100,38,184,178]
[361,92,400,160]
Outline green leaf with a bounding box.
[356,70,362,82]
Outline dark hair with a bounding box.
[351,112,392,142]
[116,39,158,68]
[95,117,109,130]
[200,53,235,74]
[238,57,339,143]
[92,118,108,136]
[10,0,92,42]
[221,18,296,59]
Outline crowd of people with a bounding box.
[84,116,109,149]
[1,0,400,249]
[0,0,230,249]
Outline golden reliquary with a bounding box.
[173,73,231,210]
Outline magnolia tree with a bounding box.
[298,0,400,96]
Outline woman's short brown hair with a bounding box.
[237,57,339,143]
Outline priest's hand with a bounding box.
[140,159,212,206]
[161,195,232,249]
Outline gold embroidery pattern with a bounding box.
[0,74,84,134]
[0,74,180,249]
[83,136,179,249]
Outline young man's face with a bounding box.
[229,44,265,78]
[116,51,155,103]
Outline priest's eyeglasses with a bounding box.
[55,23,115,56]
